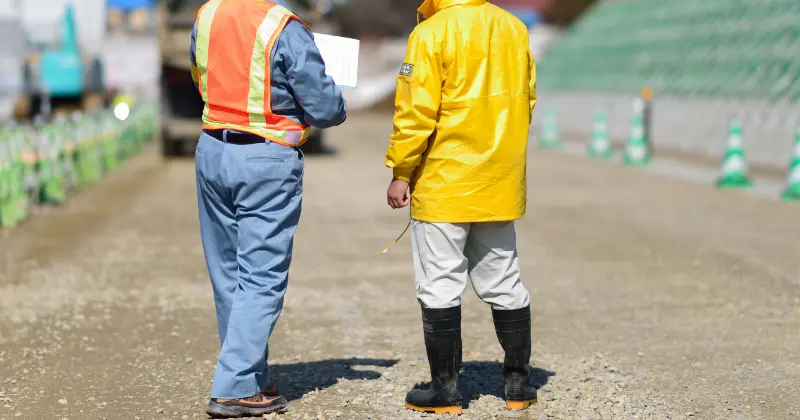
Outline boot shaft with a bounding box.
[493,306,536,406]
[492,306,532,375]
[421,306,462,383]
[405,306,464,414]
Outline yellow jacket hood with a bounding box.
[417,0,486,20]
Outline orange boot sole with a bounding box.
[506,399,536,410]
[405,402,463,415]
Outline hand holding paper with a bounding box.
[313,33,360,89]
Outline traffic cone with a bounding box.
[5,130,27,226]
[780,127,800,201]
[716,118,752,188]
[587,110,612,158]
[622,112,650,166]
[538,109,561,149]
[0,134,12,228]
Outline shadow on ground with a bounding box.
[269,357,399,401]
[461,361,554,400]
[409,361,555,408]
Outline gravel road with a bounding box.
[1,111,799,420]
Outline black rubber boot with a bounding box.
[405,306,463,415]
[493,305,536,410]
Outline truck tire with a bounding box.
[13,95,32,121]
[161,127,183,157]
[18,61,39,120]
[23,59,38,93]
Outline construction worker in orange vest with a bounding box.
[386,0,536,415]
[189,0,346,416]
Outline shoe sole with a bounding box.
[206,400,287,418]
[506,399,536,410]
[405,402,463,415]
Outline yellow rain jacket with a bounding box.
[385,0,537,223]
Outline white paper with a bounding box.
[313,32,360,89]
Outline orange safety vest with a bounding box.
[194,0,311,147]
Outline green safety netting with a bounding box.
[0,102,157,228]
[537,0,800,102]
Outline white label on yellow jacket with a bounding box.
[400,63,414,77]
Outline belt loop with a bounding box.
[222,129,229,143]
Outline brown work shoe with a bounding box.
[206,393,287,418]
[261,383,279,397]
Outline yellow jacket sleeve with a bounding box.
[385,28,442,182]
[528,50,537,122]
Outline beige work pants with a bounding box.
[411,220,530,310]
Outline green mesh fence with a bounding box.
[538,0,800,101]
[0,101,157,228]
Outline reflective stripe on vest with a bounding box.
[195,0,311,147]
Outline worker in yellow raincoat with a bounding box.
[385,0,537,415]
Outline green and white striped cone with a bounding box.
[538,109,562,150]
[587,110,612,159]
[76,116,97,188]
[119,110,134,161]
[102,116,119,172]
[141,103,153,142]
[0,132,12,228]
[87,117,103,184]
[40,125,67,204]
[11,129,30,224]
[58,121,77,190]
[716,118,752,188]
[74,119,86,188]
[36,129,50,200]
[21,126,40,210]
[30,129,45,204]
[780,126,800,201]
[622,112,650,166]
[125,120,138,159]
[139,102,155,147]
[132,105,143,150]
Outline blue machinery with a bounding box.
[39,4,83,97]
[24,3,106,119]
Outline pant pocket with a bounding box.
[296,149,305,180]
[244,142,290,162]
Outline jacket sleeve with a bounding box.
[190,20,199,90]
[385,27,442,182]
[528,49,537,122]
[280,21,347,129]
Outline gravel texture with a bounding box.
[1,111,799,419]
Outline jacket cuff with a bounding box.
[392,167,414,182]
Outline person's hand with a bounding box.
[387,178,410,209]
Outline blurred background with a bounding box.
[1,2,800,419]
[0,0,797,243]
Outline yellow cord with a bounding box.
[381,219,411,255]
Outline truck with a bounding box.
[157,0,332,157]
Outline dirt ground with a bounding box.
[1,111,799,420]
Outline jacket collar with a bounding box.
[417,0,487,20]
